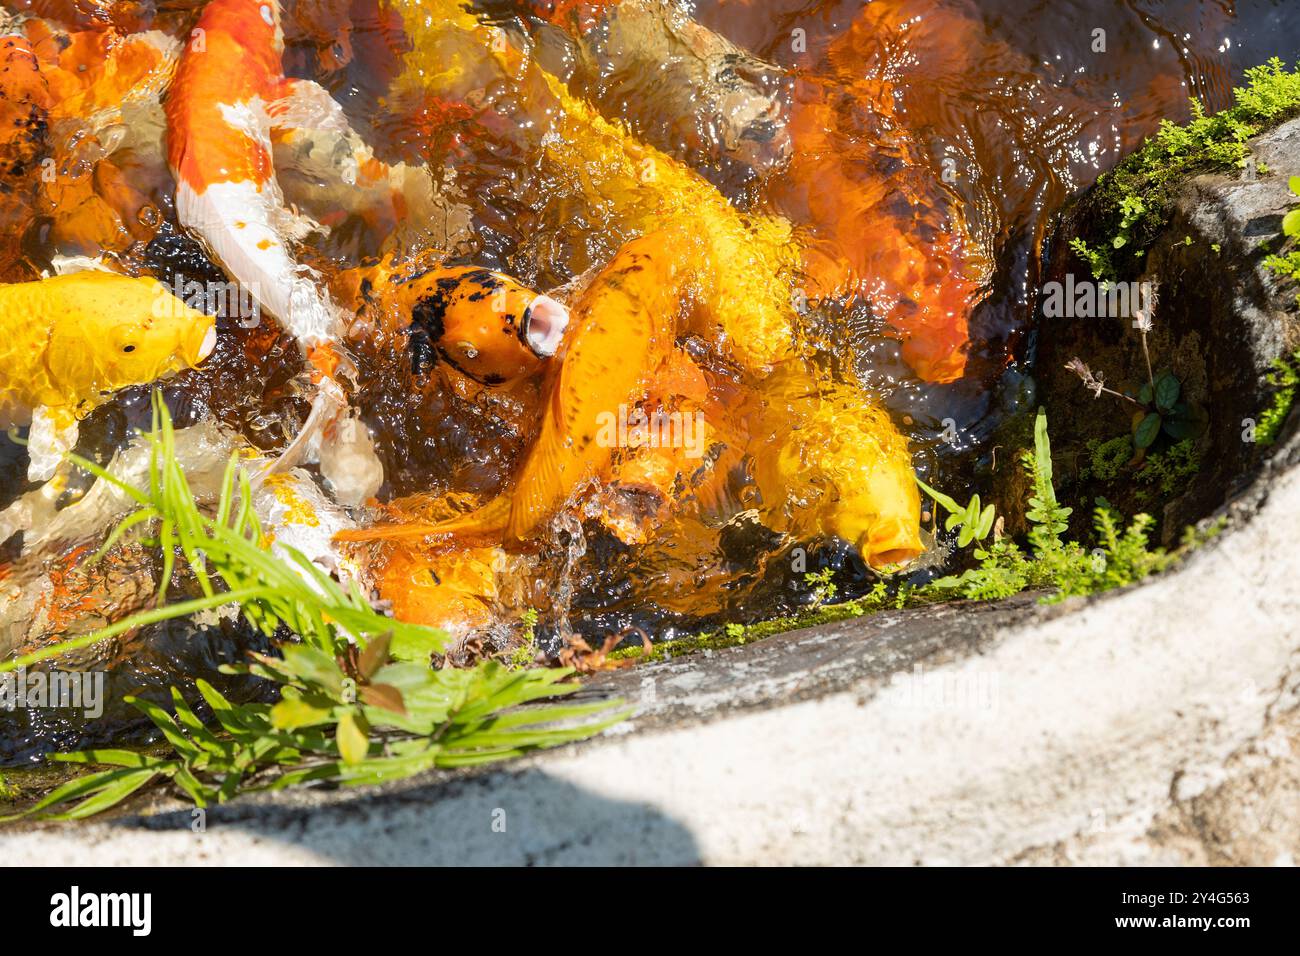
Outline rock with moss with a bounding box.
[1036,65,1300,545]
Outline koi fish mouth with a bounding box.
[522,295,569,358]
[198,325,218,361]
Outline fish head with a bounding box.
[48,279,217,397]
[404,267,569,386]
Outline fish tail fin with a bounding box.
[334,496,512,547]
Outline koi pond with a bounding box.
[1,0,1299,783]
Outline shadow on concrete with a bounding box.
[118,767,701,866]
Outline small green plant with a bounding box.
[914,480,996,549]
[1133,370,1201,449]
[1066,358,1203,458]
[1021,408,1072,553]
[723,622,746,640]
[0,396,625,822]
[508,608,541,668]
[1282,176,1300,238]
[1256,351,1300,446]
[1069,237,1114,281]
[803,568,838,605]
[1264,176,1300,305]
[1135,438,1201,500]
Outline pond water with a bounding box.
[2,0,1299,762]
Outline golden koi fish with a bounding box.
[751,367,923,569]
[0,271,215,430]
[386,0,799,375]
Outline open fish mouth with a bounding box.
[522,294,569,357]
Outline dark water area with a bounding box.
[3,0,1300,761]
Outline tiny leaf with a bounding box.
[1134,412,1162,449]
[336,710,368,765]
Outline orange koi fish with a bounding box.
[771,1,991,383]
[370,542,505,637]
[336,256,570,386]
[0,33,50,278]
[0,21,178,265]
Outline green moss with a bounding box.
[1086,436,1134,482]
[609,601,871,664]
[1072,58,1300,280]
[1257,351,1300,447]
[1135,438,1201,500]
[1264,249,1300,306]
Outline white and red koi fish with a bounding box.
[164,0,383,501]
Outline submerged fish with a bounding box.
[0,32,50,277]
[524,0,791,186]
[369,541,505,638]
[0,22,179,271]
[771,0,991,383]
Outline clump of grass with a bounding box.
[0,395,626,822]
[1072,58,1300,280]
[917,409,1177,603]
[1256,350,1300,447]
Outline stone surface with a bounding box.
[0,426,1296,865]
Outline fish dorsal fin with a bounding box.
[506,234,682,541]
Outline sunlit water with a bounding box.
[2,0,1299,761]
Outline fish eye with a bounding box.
[122,345,137,353]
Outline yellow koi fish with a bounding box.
[751,368,923,568]
[0,271,215,431]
